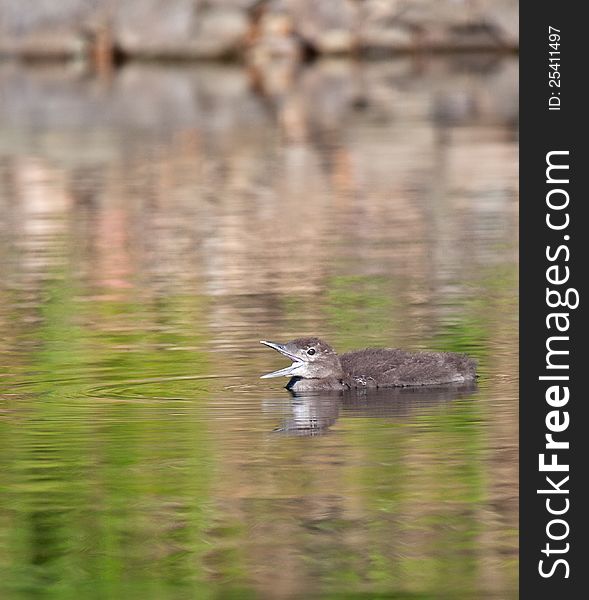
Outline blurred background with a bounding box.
[1,2,518,599]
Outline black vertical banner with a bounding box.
[520,2,587,597]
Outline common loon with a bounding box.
[260,337,477,393]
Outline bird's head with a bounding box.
[260,337,343,380]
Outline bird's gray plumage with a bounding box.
[341,347,476,388]
[260,337,477,393]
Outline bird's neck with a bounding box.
[286,375,349,392]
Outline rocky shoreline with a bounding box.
[1,1,518,64]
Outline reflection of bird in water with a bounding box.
[260,338,477,393]
[271,383,477,436]
[273,393,340,436]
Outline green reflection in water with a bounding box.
[325,394,483,598]
[324,275,396,350]
[0,258,518,599]
[1,274,216,600]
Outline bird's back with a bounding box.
[340,348,477,388]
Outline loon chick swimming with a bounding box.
[260,337,477,393]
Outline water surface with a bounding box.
[0,57,518,599]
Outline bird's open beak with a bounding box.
[260,340,304,378]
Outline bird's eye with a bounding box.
[307,348,316,356]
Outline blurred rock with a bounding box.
[249,0,518,59]
[116,0,250,59]
[0,0,518,61]
[284,0,358,54]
